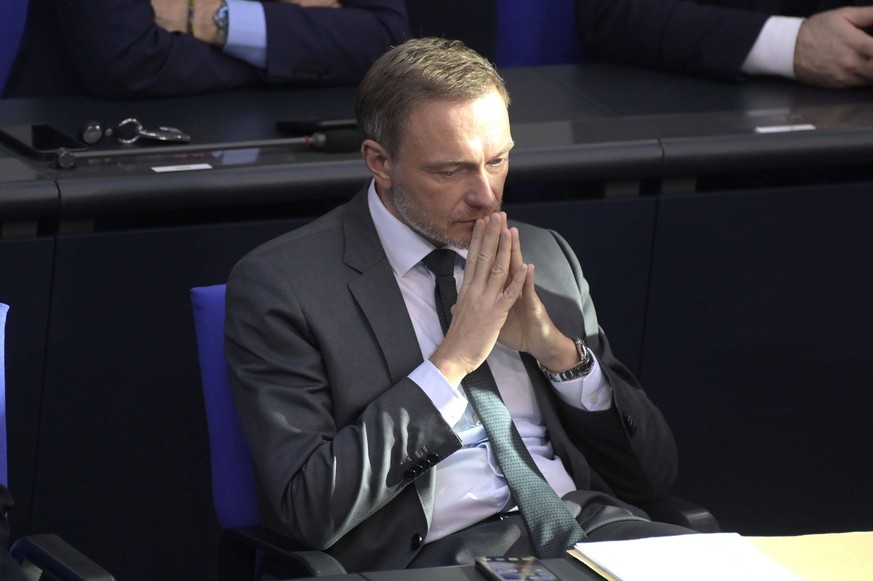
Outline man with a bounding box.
[4,0,408,98]
[226,37,689,573]
[575,0,873,88]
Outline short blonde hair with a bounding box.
[356,37,510,157]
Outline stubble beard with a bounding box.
[392,183,502,250]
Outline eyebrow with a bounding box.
[421,143,515,171]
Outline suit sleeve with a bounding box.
[50,0,260,98]
[261,0,409,85]
[225,252,460,550]
[575,0,769,80]
[548,230,679,503]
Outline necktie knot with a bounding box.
[422,248,457,278]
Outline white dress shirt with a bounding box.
[366,182,613,542]
[742,16,804,79]
[224,0,268,69]
[224,4,801,80]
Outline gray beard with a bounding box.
[391,184,501,249]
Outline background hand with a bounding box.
[279,0,342,6]
[794,7,873,88]
[152,0,188,32]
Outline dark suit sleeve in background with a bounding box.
[5,0,408,99]
[575,0,769,80]
[6,0,260,98]
[262,0,409,86]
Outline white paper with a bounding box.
[574,533,805,581]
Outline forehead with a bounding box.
[400,92,511,156]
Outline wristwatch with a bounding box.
[537,337,594,382]
[213,0,229,47]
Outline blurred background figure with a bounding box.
[575,0,873,88]
[3,0,408,98]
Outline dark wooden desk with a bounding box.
[3,65,873,231]
[1,64,872,581]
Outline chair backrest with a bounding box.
[495,0,581,67]
[0,303,8,486]
[0,0,29,96]
[190,285,260,530]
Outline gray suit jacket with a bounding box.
[225,186,678,572]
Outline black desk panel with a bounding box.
[0,238,54,539]
[0,153,58,225]
[540,63,872,117]
[32,219,312,580]
[4,65,873,222]
[641,183,873,535]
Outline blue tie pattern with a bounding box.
[422,249,586,558]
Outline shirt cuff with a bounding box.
[551,356,613,412]
[225,0,268,69]
[741,16,804,80]
[409,360,469,427]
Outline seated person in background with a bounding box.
[3,0,408,98]
[575,0,873,88]
[225,36,693,573]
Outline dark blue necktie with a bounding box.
[422,249,586,558]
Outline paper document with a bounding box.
[570,532,804,581]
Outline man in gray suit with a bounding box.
[226,37,690,573]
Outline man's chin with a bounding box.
[447,223,476,248]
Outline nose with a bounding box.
[464,168,500,210]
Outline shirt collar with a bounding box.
[367,180,467,277]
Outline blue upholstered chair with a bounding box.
[190,285,345,580]
[1,303,117,580]
[0,0,29,95]
[495,0,581,67]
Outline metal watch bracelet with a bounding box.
[537,337,594,382]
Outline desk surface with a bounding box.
[291,556,602,581]
[2,64,873,224]
[294,532,873,581]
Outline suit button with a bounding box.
[623,412,638,436]
[410,533,423,550]
[425,453,440,466]
[404,465,423,481]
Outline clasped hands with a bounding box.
[429,212,580,386]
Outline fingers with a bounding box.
[796,8,873,87]
[462,212,513,294]
[845,5,873,29]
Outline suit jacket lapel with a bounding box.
[341,188,424,385]
[340,188,439,518]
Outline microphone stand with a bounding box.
[53,129,362,170]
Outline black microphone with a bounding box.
[304,128,362,153]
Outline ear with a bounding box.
[361,138,394,191]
